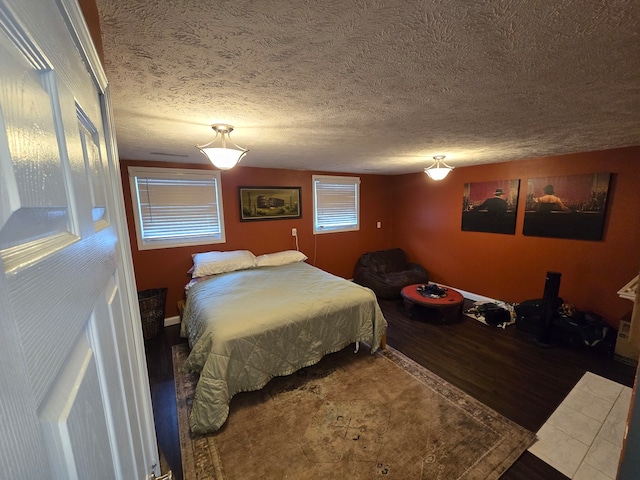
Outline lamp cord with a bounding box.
[313,233,317,266]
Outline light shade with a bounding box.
[196,124,248,170]
[424,155,454,181]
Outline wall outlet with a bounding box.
[292,228,297,236]
[376,221,381,229]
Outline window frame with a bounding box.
[128,166,226,250]
[312,174,360,234]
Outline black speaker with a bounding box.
[536,271,562,346]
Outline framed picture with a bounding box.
[462,179,520,234]
[522,173,611,240]
[239,186,302,221]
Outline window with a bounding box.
[128,166,225,250]
[313,175,360,234]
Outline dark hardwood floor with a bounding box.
[144,298,637,480]
[144,324,187,480]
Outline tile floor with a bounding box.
[528,372,632,479]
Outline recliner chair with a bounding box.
[353,248,429,299]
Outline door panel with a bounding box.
[107,276,149,473]
[39,334,116,479]
[78,106,110,229]
[88,275,137,476]
[0,33,73,254]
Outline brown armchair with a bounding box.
[353,248,429,299]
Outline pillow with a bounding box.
[191,250,257,278]
[255,250,307,267]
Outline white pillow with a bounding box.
[191,250,257,277]
[256,250,307,267]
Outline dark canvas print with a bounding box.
[462,179,520,234]
[523,173,611,240]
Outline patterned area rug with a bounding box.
[173,343,534,479]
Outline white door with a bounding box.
[0,0,158,479]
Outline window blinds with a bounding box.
[129,167,225,249]
[313,175,360,233]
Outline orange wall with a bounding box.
[391,146,640,328]
[78,0,104,63]
[122,146,639,326]
[120,160,395,317]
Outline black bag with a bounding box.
[516,298,612,349]
[476,303,511,326]
[515,297,564,334]
[514,297,564,318]
[553,311,610,348]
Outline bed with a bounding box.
[180,254,387,434]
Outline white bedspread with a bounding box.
[180,261,387,433]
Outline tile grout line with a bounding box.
[578,388,626,479]
[530,372,629,480]
[570,383,626,479]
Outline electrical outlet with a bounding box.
[376,221,381,229]
[292,228,297,236]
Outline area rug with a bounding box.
[174,343,535,479]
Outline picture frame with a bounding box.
[462,179,520,234]
[522,172,611,240]
[239,186,302,221]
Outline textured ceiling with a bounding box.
[96,0,640,175]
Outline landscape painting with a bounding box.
[239,186,302,221]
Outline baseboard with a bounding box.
[434,283,500,304]
[164,315,181,327]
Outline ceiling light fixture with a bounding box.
[424,155,454,181]
[196,124,248,170]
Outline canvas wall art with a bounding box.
[522,173,611,240]
[462,179,520,234]
[239,186,302,221]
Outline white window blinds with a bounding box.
[313,175,360,234]
[128,167,225,250]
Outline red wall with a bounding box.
[78,0,104,62]
[120,160,395,317]
[391,146,640,328]
[122,146,639,326]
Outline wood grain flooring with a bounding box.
[145,298,637,480]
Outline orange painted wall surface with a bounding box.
[120,160,395,317]
[122,146,639,325]
[78,0,104,62]
[391,146,640,328]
